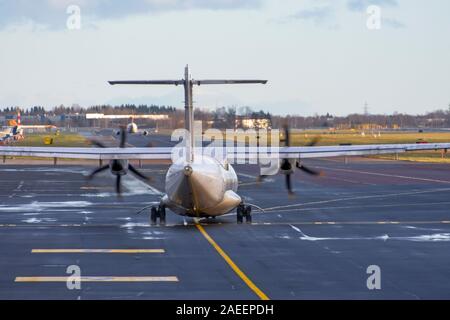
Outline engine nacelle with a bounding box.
[142,130,149,136]
[279,158,295,175]
[109,159,129,176]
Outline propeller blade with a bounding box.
[120,127,126,148]
[91,140,106,148]
[257,175,267,183]
[116,175,122,195]
[280,158,292,171]
[87,165,109,180]
[282,124,290,147]
[128,164,152,181]
[296,162,322,176]
[285,173,294,195]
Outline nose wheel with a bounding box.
[237,204,252,224]
[150,205,166,225]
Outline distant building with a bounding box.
[336,123,388,130]
[357,123,388,130]
[235,116,271,129]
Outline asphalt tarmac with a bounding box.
[1,132,450,299]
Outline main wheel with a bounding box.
[150,207,158,225]
[245,206,252,223]
[237,205,244,224]
[159,205,166,225]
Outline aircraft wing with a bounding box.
[0,147,173,160]
[229,143,450,160]
[0,143,449,161]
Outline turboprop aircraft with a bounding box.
[1,111,57,144]
[112,117,153,137]
[1,65,450,225]
[0,126,22,144]
[1,112,24,143]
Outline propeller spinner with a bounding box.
[88,127,151,196]
[258,124,323,195]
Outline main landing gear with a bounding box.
[150,205,166,225]
[237,203,252,224]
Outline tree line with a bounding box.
[2,104,450,129]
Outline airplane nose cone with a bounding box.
[166,158,225,213]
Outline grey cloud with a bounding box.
[0,0,263,30]
[291,7,333,22]
[284,6,338,28]
[346,0,405,29]
[347,0,398,12]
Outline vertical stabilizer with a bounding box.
[108,66,267,164]
[184,65,194,163]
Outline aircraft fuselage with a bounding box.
[162,155,241,217]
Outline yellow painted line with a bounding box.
[195,223,269,300]
[31,249,165,254]
[15,276,178,282]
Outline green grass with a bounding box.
[290,131,450,146]
[288,131,450,163]
[15,133,91,147]
[9,130,450,164]
[225,130,450,163]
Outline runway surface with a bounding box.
[1,132,450,299]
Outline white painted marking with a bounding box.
[289,224,450,242]
[23,218,41,224]
[122,175,163,196]
[405,233,450,242]
[326,176,377,186]
[264,188,450,212]
[270,201,450,214]
[0,201,92,213]
[238,172,274,182]
[121,223,150,228]
[316,166,450,184]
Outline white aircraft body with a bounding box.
[1,112,56,144]
[0,126,23,143]
[1,66,450,224]
[110,119,155,137]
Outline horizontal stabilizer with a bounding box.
[109,80,184,86]
[108,80,268,86]
[194,80,267,85]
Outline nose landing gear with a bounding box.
[237,204,252,224]
[150,205,166,225]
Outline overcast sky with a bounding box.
[0,0,449,116]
